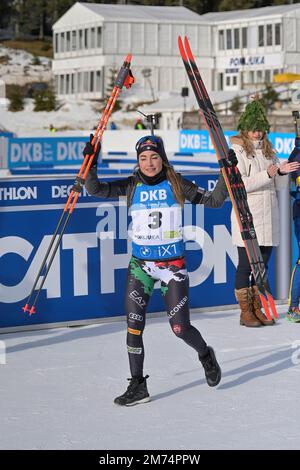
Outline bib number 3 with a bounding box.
[148,211,162,229]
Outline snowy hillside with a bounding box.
[0,44,164,134]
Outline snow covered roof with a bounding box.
[53,2,205,29]
[82,3,205,22]
[202,4,300,23]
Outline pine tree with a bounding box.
[218,0,256,11]
[33,84,56,111]
[0,0,13,28]
[8,85,25,112]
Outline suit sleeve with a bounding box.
[85,166,133,198]
[180,173,228,208]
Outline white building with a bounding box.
[52,3,212,99]
[52,3,300,99]
[203,4,300,92]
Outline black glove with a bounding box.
[227,149,238,167]
[83,133,101,167]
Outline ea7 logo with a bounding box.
[0,341,6,365]
[140,189,167,202]
[129,290,146,310]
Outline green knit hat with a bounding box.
[237,99,270,133]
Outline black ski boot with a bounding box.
[114,375,150,406]
[199,346,221,387]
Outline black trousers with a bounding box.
[125,256,208,378]
[235,246,273,290]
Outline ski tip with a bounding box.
[259,295,273,321]
[178,36,187,60]
[184,36,192,56]
[266,293,278,320]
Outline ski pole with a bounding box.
[23,55,134,316]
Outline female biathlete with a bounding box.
[84,134,233,406]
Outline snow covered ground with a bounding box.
[0,303,299,450]
[0,45,51,88]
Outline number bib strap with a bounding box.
[132,240,184,260]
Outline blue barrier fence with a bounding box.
[1,131,295,174]
[180,130,295,159]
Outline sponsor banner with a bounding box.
[6,131,296,169]
[0,173,275,330]
[0,178,94,207]
[180,130,295,159]
[7,136,89,168]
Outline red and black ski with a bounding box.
[178,35,277,321]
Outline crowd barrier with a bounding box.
[0,129,294,173]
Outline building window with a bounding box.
[55,33,59,53]
[90,71,94,92]
[96,70,101,91]
[77,72,82,92]
[84,29,89,49]
[226,76,230,87]
[242,27,247,48]
[219,30,224,50]
[257,70,263,83]
[71,73,75,94]
[58,75,63,94]
[72,31,77,51]
[226,29,232,50]
[218,73,224,90]
[97,27,102,48]
[66,31,71,52]
[265,70,271,83]
[258,25,264,47]
[65,74,70,93]
[79,29,83,50]
[234,28,240,49]
[232,75,237,86]
[84,71,89,92]
[91,27,96,49]
[267,24,272,46]
[275,24,281,46]
[61,32,65,53]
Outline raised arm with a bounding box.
[180,173,228,208]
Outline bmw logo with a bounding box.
[141,247,151,257]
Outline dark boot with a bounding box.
[251,285,274,326]
[235,288,262,327]
[199,346,221,387]
[114,375,150,406]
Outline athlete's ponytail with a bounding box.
[164,163,185,208]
